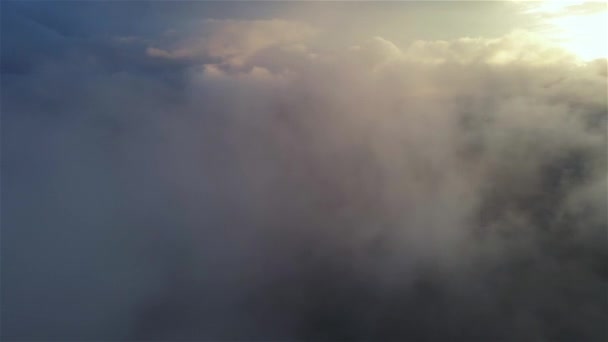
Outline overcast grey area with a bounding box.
[1,1,607,341]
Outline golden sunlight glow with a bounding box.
[528,1,608,60]
[550,9,608,60]
[525,0,587,14]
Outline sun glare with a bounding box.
[528,1,608,60]
[550,9,608,60]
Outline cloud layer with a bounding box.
[2,11,607,341]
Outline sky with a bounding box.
[1,1,607,341]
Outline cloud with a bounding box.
[527,1,608,18]
[403,31,578,65]
[146,19,318,69]
[2,15,607,342]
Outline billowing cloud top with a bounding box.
[2,1,607,341]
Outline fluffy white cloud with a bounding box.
[160,21,606,339]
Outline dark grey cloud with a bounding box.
[2,2,607,341]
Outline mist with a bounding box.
[2,2,607,341]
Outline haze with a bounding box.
[2,1,607,341]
